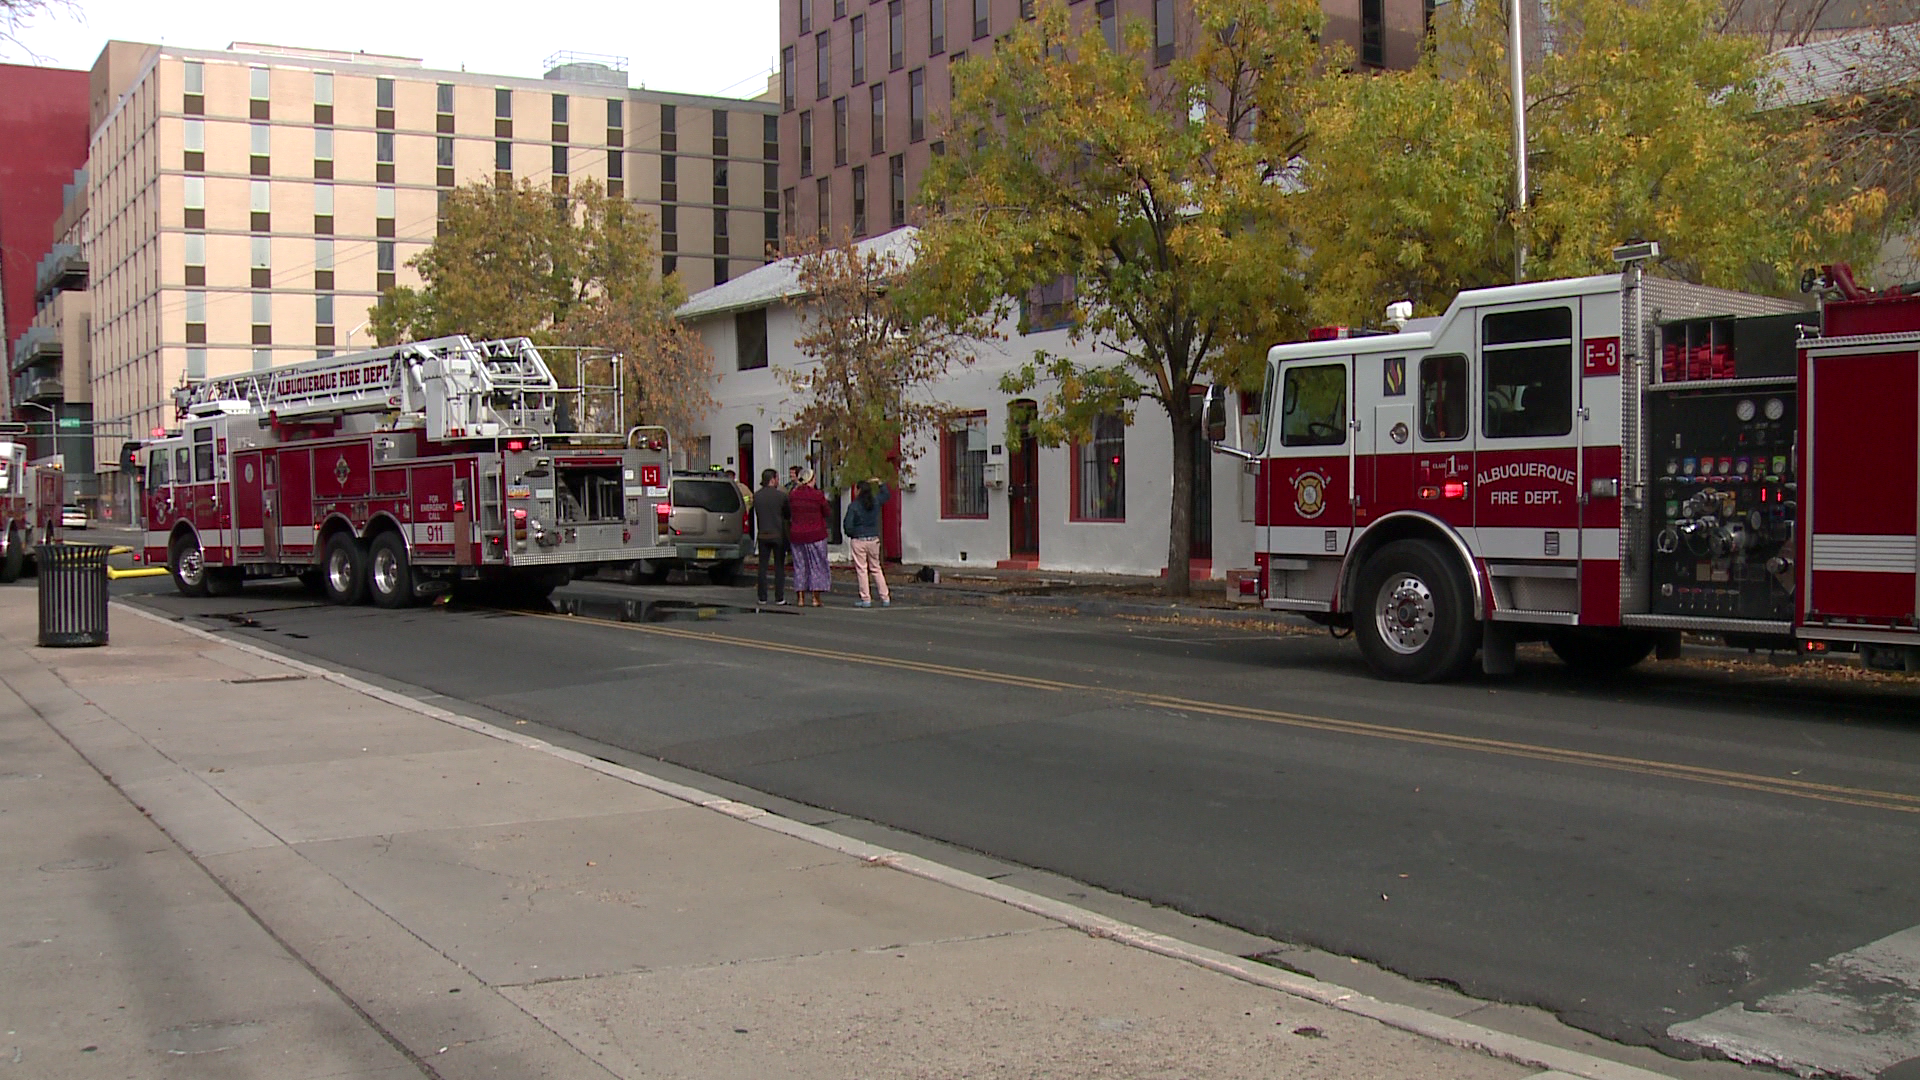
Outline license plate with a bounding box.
[696,547,717,559]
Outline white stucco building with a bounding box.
[674,227,1259,580]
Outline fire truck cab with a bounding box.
[135,335,674,606]
[1249,246,1919,681]
[0,432,61,582]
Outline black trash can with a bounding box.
[37,542,112,648]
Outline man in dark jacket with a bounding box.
[752,468,791,605]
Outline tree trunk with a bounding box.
[1165,398,1195,597]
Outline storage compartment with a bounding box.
[555,465,624,523]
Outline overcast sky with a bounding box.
[4,0,781,101]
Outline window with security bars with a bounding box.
[942,415,989,517]
[1073,414,1126,521]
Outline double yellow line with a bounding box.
[530,611,1920,816]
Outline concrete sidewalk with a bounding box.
[0,585,1662,1079]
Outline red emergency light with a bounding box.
[1307,326,1351,341]
[507,439,526,452]
[1443,481,1467,499]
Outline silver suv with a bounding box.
[628,473,753,585]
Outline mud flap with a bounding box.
[1482,621,1516,676]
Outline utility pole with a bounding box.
[1510,0,1529,282]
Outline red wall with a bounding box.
[0,63,90,365]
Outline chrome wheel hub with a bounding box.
[327,547,356,593]
[1376,574,1436,655]
[371,547,400,596]
[177,545,204,586]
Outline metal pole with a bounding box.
[1509,0,1528,282]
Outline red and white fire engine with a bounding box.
[1240,243,1920,681]
[135,335,675,606]
[0,428,62,582]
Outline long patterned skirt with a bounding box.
[792,539,831,592]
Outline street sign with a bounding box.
[56,417,82,430]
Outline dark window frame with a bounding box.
[1279,362,1349,448]
[941,413,990,518]
[1418,353,1469,442]
[1071,412,1127,521]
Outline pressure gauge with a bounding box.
[1736,399,1757,422]
[1765,397,1786,421]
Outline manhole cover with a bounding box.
[39,857,114,872]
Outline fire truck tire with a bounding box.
[0,526,22,584]
[367,533,415,609]
[168,535,210,597]
[322,534,368,606]
[1353,539,1478,683]
[1545,628,1655,673]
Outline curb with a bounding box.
[112,599,1678,1080]
[855,580,1303,626]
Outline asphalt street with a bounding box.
[112,569,1920,1073]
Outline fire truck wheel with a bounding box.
[322,534,368,606]
[168,534,210,597]
[1545,629,1655,673]
[1354,539,1478,683]
[367,533,415,609]
[0,526,21,584]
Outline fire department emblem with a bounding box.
[1293,471,1329,519]
[333,455,351,486]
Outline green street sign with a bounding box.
[56,417,82,430]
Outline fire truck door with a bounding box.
[1473,304,1582,562]
[1367,355,1415,521]
[1266,357,1355,555]
[1803,349,1920,623]
[234,451,266,557]
[261,454,281,561]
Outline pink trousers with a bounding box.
[849,537,890,603]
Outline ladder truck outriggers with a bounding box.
[1237,243,1920,681]
[135,335,674,606]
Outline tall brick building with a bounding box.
[775,0,1430,241]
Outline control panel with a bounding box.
[1647,383,1797,620]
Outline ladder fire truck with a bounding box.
[135,335,674,606]
[1239,243,1920,681]
[0,427,62,582]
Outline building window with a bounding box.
[870,84,885,155]
[1021,0,1034,16]
[909,68,925,142]
[495,87,512,117]
[889,153,905,227]
[1072,413,1126,521]
[799,110,813,176]
[800,0,812,33]
[313,71,332,123]
[1098,0,1117,49]
[495,140,512,171]
[186,348,206,378]
[185,290,206,344]
[251,122,270,174]
[251,235,272,288]
[889,0,905,69]
[1154,0,1175,65]
[249,67,270,118]
[661,152,677,200]
[713,109,729,156]
[184,232,206,286]
[851,15,867,84]
[663,254,677,277]
[817,175,831,236]
[435,81,453,115]
[251,348,271,371]
[736,308,768,370]
[715,206,729,238]
[834,0,846,17]
[250,180,271,230]
[607,97,622,131]
[715,257,729,285]
[1022,274,1074,331]
[552,144,568,177]
[314,126,333,161]
[851,165,867,236]
[942,414,989,518]
[832,97,848,165]
[782,186,796,241]
[315,238,334,289]
[184,118,204,170]
[184,60,203,94]
[316,293,334,327]
[377,131,394,161]
[377,75,394,109]
[1361,0,1385,67]
[781,46,796,110]
[376,186,396,237]
[435,135,454,168]
[1481,307,1573,438]
[817,30,831,98]
[607,147,623,178]
[973,0,989,39]
[252,292,273,346]
[931,0,945,53]
[552,92,569,124]
[765,209,780,253]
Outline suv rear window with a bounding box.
[672,478,743,512]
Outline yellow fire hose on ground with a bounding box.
[103,545,171,580]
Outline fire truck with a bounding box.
[135,335,674,606]
[0,428,62,582]
[1239,243,1920,681]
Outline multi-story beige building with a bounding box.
[84,40,778,514]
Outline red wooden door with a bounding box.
[1008,401,1040,557]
